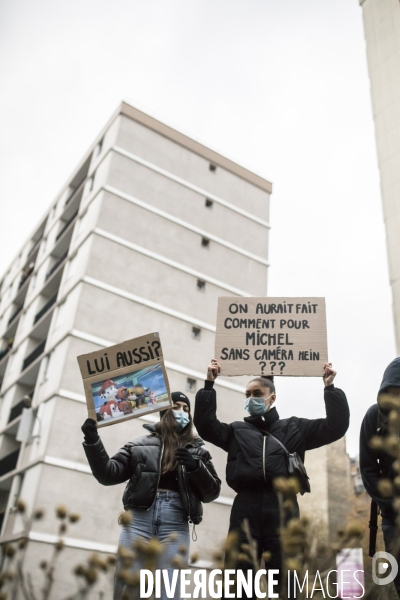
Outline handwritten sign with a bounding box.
[77,332,172,428]
[215,297,328,377]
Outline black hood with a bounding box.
[378,358,400,396]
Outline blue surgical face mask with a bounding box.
[173,409,190,431]
[244,393,274,417]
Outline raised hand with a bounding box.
[323,363,336,387]
[206,358,221,382]
[81,418,99,445]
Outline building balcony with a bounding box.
[27,235,43,260]
[7,305,23,327]
[50,208,77,263]
[22,340,46,372]
[3,307,23,345]
[45,251,68,281]
[33,294,57,325]
[55,211,78,243]
[38,260,64,306]
[0,342,12,381]
[0,344,12,364]
[0,449,20,478]
[13,271,36,313]
[3,307,23,343]
[8,390,34,424]
[18,264,35,290]
[64,175,86,207]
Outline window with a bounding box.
[97,137,104,155]
[201,237,210,248]
[209,163,216,172]
[186,378,197,392]
[197,279,206,291]
[205,198,213,208]
[192,327,201,340]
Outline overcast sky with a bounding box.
[0,0,395,455]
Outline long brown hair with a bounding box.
[155,409,195,474]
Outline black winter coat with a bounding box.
[359,357,400,518]
[194,381,349,493]
[83,423,221,524]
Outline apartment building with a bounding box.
[0,101,272,594]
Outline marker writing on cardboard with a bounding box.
[227,301,319,314]
[86,340,161,375]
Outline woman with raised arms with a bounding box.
[82,391,221,600]
[194,359,349,598]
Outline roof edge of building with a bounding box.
[120,100,273,194]
[0,99,272,281]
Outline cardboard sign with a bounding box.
[215,297,328,377]
[77,332,172,428]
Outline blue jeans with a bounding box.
[114,491,190,600]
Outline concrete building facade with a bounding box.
[0,101,272,594]
[359,0,400,349]
[0,101,350,595]
[298,437,352,541]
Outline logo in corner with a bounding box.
[372,551,398,586]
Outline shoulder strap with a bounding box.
[369,500,379,557]
[267,432,292,456]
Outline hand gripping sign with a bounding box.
[214,297,328,377]
[77,332,172,427]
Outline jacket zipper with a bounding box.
[263,435,266,482]
[181,463,193,523]
[147,433,164,511]
[182,442,194,523]
[150,433,194,522]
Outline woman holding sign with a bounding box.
[194,360,349,598]
[81,391,221,600]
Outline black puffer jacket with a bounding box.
[194,380,349,493]
[360,357,400,518]
[83,423,221,525]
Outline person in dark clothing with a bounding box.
[82,391,221,600]
[360,357,400,598]
[194,359,349,598]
